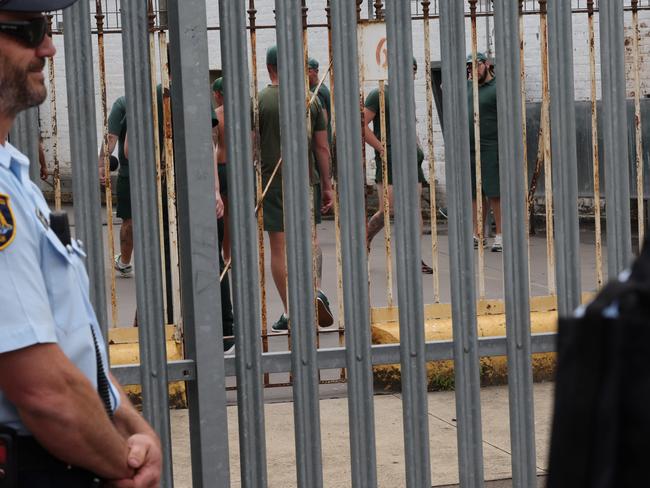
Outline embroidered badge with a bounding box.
[0,194,15,251]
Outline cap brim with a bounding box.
[0,0,79,12]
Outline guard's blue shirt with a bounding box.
[0,142,120,434]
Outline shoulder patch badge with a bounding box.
[0,193,16,251]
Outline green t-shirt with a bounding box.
[467,77,498,152]
[257,84,327,188]
[310,83,332,143]
[107,96,129,177]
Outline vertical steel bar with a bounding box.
[384,2,431,486]
[9,108,40,183]
[378,81,394,307]
[539,0,556,296]
[167,0,231,485]
[95,0,118,329]
[519,0,531,277]
[120,3,173,486]
[423,0,441,303]
[469,0,486,299]
[548,0,582,314]
[632,0,645,246]
[63,1,109,337]
[493,2,537,486]
[274,0,323,486]
[249,0,271,364]
[219,1,268,486]
[46,16,61,211]
[600,0,632,276]
[439,1,485,485]
[331,3,378,486]
[588,0,604,288]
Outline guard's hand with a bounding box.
[216,191,224,219]
[321,187,334,215]
[108,433,162,488]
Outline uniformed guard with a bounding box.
[0,1,162,486]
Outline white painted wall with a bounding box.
[40,1,650,205]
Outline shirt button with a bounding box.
[66,245,73,253]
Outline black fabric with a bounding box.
[548,236,650,488]
[89,327,113,419]
[218,218,234,340]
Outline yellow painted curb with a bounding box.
[108,325,187,408]
[371,294,592,391]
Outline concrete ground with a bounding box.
[170,383,554,487]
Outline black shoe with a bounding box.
[316,290,334,327]
[271,313,289,333]
[223,338,235,355]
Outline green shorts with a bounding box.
[470,149,500,198]
[262,184,322,233]
[116,174,132,220]
[374,146,426,185]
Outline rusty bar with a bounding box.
[378,80,394,307]
[632,0,645,247]
[519,0,532,281]
[588,0,604,288]
[539,0,556,295]
[470,0,486,299]
[374,0,384,19]
[95,0,118,328]
[158,32,182,328]
[423,0,440,303]
[248,0,270,368]
[46,15,61,211]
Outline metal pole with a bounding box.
[493,2,536,486]
[46,16,61,211]
[378,80,394,307]
[385,1,431,486]
[63,1,108,337]
[219,1,268,486]
[331,2,378,485]
[632,0,644,247]
[547,0,582,315]
[600,0,632,275]
[274,0,323,485]
[167,0,231,485]
[439,0,485,485]
[423,0,441,303]
[588,0,604,288]
[9,108,40,183]
[469,0,486,299]
[120,3,173,486]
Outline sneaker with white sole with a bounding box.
[271,313,289,333]
[473,235,487,249]
[491,234,503,252]
[114,254,133,277]
[316,290,334,327]
[223,338,236,355]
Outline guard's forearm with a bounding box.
[111,375,158,441]
[99,135,118,162]
[316,148,332,190]
[18,378,132,480]
[363,126,382,153]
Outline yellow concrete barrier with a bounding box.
[371,294,591,391]
[108,326,187,408]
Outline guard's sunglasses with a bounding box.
[0,17,49,48]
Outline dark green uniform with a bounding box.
[257,84,327,232]
[364,86,426,185]
[467,76,500,198]
[310,83,332,144]
[107,96,131,219]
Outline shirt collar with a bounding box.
[0,142,30,182]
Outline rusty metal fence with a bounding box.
[8,0,645,486]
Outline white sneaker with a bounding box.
[473,235,487,249]
[491,234,503,253]
[114,254,134,277]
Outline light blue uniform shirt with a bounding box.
[0,142,120,434]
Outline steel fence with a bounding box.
[8,0,640,486]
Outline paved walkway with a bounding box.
[170,383,554,487]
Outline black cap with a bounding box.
[0,0,79,11]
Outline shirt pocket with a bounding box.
[41,229,87,334]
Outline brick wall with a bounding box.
[41,1,650,207]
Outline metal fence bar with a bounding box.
[167,0,231,485]
[632,0,644,247]
[120,3,173,486]
[274,0,324,486]
[219,1,268,486]
[385,2,431,487]
[62,1,109,338]
[439,1,485,486]
[600,0,632,275]
[46,16,62,211]
[493,2,537,486]
[547,0,581,315]
[331,1,377,486]
[9,108,40,186]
